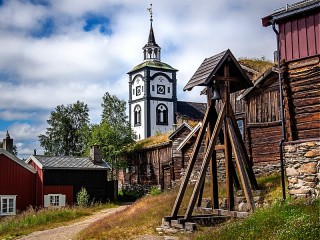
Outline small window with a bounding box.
[156,104,168,125]
[134,105,141,126]
[50,195,60,206]
[133,89,135,95]
[44,194,66,208]
[0,196,16,216]
[168,87,170,93]
[152,85,155,91]
[147,164,151,177]
[237,119,244,139]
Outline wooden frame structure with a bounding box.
[163,50,259,228]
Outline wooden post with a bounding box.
[171,105,212,218]
[184,103,226,220]
[227,118,255,211]
[224,79,234,211]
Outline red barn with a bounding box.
[0,139,36,215]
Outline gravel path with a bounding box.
[17,204,129,240]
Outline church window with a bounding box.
[156,104,168,125]
[168,87,170,93]
[134,105,141,126]
[152,85,155,91]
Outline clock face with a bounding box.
[157,85,165,94]
[136,86,141,96]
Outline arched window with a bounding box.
[134,105,141,126]
[156,104,168,125]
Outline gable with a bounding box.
[0,149,36,173]
[184,49,253,93]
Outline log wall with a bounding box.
[285,56,320,140]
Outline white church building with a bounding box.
[128,8,206,140]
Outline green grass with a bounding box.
[0,203,117,239]
[196,198,320,240]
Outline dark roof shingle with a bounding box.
[32,155,110,170]
[176,101,207,121]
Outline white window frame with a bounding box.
[44,194,66,208]
[0,195,16,216]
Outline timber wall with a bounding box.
[284,55,320,140]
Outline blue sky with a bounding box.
[0,0,297,158]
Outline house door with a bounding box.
[162,166,172,190]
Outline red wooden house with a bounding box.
[26,146,115,208]
[0,133,36,215]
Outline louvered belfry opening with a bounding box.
[163,50,259,230]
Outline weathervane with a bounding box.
[147,3,153,22]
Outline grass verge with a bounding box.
[195,198,320,240]
[0,203,117,239]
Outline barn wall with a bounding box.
[122,143,172,188]
[285,56,320,140]
[0,155,36,211]
[279,11,320,62]
[247,122,282,164]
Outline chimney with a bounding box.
[90,145,103,163]
[34,149,37,156]
[3,131,13,154]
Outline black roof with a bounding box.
[183,49,253,93]
[29,155,111,170]
[176,101,207,121]
[262,0,320,27]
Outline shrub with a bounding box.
[118,184,150,201]
[150,186,162,196]
[76,187,90,207]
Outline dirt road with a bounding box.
[17,205,129,240]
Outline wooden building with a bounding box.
[26,146,117,207]
[120,122,207,190]
[240,68,282,170]
[262,0,320,141]
[0,133,36,215]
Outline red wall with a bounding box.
[29,160,44,207]
[44,185,73,205]
[0,154,36,211]
[279,11,320,62]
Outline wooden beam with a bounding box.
[210,106,219,209]
[184,103,226,220]
[214,144,225,150]
[227,118,255,211]
[229,106,259,190]
[170,104,213,218]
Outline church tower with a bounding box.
[128,5,178,140]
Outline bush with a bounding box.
[118,184,151,201]
[76,187,90,207]
[150,186,162,196]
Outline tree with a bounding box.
[101,92,128,128]
[39,101,90,156]
[88,92,134,178]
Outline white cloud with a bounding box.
[0,0,298,157]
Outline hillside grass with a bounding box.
[77,174,319,240]
[0,203,117,239]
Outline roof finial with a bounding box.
[147,3,153,23]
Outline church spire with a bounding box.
[143,4,161,61]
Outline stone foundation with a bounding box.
[284,139,320,198]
